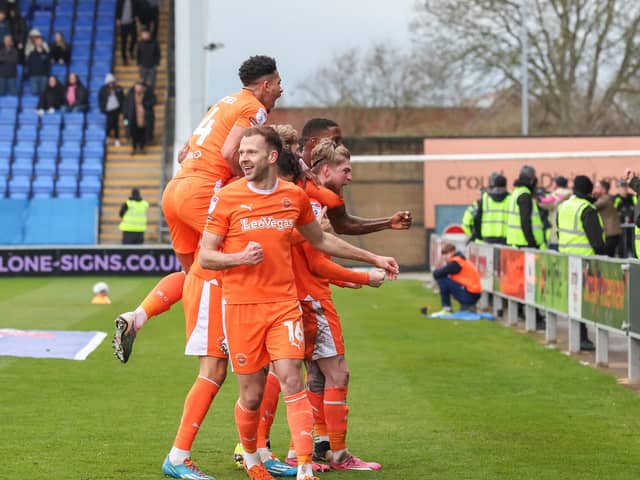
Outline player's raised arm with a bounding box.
[199,231,263,270]
[327,204,412,234]
[296,220,399,279]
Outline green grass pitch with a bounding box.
[1,277,640,479]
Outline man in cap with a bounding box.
[557,175,605,351]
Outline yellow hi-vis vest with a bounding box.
[506,186,544,247]
[480,191,510,243]
[461,203,477,237]
[557,196,603,256]
[119,199,149,232]
[635,225,640,259]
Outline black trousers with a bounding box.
[130,124,147,150]
[106,110,120,139]
[122,231,144,244]
[120,22,137,62]
[604,235,621,258]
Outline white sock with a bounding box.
[257,447,272,463]
[316,435,329,443]
[134,306,148,331]
[286,449,296,460]
[297,462,313,480]
[168,447,190,465]
[244,451,261,469]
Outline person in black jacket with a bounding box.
[64,72,89,112]
[7,5,26,62]
[99,73,125,146]
[116,0,143,65]
[25,29,50,95]
[123,81,156,153]
[37,75,65,113]
[136,29,160,90]
[0,34,18,95]
[50,31,71,65]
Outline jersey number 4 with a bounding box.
[193,106,220,146]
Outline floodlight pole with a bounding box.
[520,0,529,136]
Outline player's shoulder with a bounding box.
[304,181,344,207]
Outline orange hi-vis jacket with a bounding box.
[449,256,482,294]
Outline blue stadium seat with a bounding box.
[21,95,40,111]
[0,158,10,176]
[57,157,80,176]
[16,126,38,143]
[62,128,83,143]
[19,110,40,126]
[83,141,104,157]
[34,0,56,8]
[33,10,51,22]
[79,175,101,197]
[32,175,55,197]
[51,63,67,80]
[38,141,58,156]
[63,112,85,128]
[55,175,78,197]
[0,179,6,198]
[11,157,34,176]
[0,141,11,157]
[38,128,60,143]
[35,156,57,175]
[81,156,103,176]
[87,112,106,127]
[9,175,31,198]
[0,128,13,142]
[14,142,35,157]
[85,125,105,142]
[41,112,62,128]
[60,143,82,157]
[0,96,19,109]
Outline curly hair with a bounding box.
[271,124,299,151]
[238,55,278,86]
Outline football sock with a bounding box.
[257,371,281,449]
[136,271,186,330]
[306,389,328,440]
[235,399,260,467]
[324,387,348,452]
[284,390,314,466]
[172,376,220,453]
[286,438,296,459]
[168,446,190,465]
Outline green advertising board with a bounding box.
[581,258,627,329]
[534,252,568,314]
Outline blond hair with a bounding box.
[271,124,299,151]
[310,139,351,170]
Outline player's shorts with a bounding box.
[301,298,344,361]
[162,174,222,255]
[183,271,227,358]
[223,299,304,374]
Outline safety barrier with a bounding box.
[430,234,640,383]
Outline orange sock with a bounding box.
[324,387,348,452]
[235,400,260,454]
[306,389,327,438]
[257,371,281,449]
[139,272,185,324]
[284,390,314,465]
[173,376,220,450]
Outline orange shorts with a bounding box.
[182,271,227,358]
[223,300,304,374]
[162,174,223,255]
[301,298,344,361]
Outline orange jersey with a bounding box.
[303,181,345,210]
[179,89,268,183]
[205,178,316,304]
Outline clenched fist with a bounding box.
[368,269,386,287]
[241,241,263,265]
[390,210,412,230]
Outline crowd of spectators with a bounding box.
[0,0,162,154]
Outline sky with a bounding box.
[205,0,417,107]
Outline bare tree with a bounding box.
[411,0,640,133]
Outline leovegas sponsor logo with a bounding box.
[240,216,295,232]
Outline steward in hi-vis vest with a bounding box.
[118,188,149,245]
[506,165,545,249]
[474,172,510,244]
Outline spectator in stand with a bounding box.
[116,0,143,66]
[123,81,155,154]
[593,180,621,257]
[64,72,89,112]
[141,0,159,38]
[0,10,9,41]
[538,175,571,251]
[7,5,26,63]
[0,34,18,95]
[50,31,71,65]
[136,29,159,90]
[99,73,125,146]
[37,75,65,114]
[614,179,637,257]
[25,29,49,96]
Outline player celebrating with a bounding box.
[113,55,282,365]
[199,126,399,480]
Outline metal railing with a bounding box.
[430,234,640,383]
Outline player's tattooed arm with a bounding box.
[326,204,412,235]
